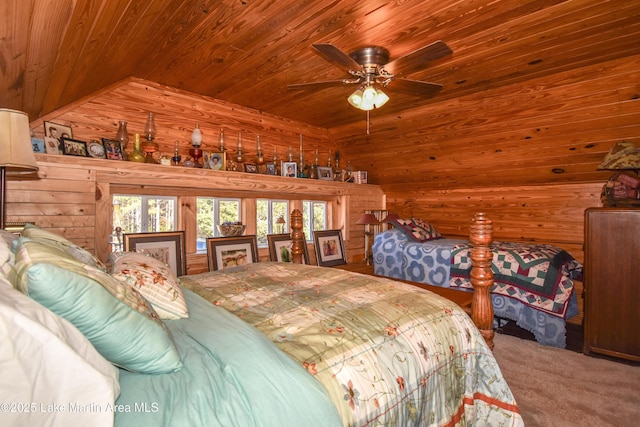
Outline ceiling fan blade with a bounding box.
[390,78,443,97]
[287,79,350,90]
[311,43,361,72]
[385,40,452,76]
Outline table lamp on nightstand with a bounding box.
[356,213,380,265]
[0,109,39,230]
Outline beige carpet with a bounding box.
[492,334,640,427]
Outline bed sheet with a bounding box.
[182,262,523,427]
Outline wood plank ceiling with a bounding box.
[2,0,640,189]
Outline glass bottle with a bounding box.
[115,120,129,160]
[129,133,146,163]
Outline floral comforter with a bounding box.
[182,262,523,427]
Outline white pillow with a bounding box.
[0,277,120,427]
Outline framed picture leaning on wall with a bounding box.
[313,229,347,267]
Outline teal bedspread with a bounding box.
[183,262,524,427]
[115,288,342,427]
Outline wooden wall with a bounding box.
[6,155,385,274]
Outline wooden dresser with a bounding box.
[583,208,640,362]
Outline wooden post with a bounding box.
[290,209,304,264]
[469,212,495,350]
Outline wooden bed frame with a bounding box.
[289,209,496,349]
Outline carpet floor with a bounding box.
[492,331,640,427]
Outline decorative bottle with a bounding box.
[115,120,129,160]
[129,133,146,163]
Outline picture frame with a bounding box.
[43,121,73,142]
[102,138,124,160]
[87,139,106,159]
[31,138,45,153]
[267,233,310,264]
[123,231,187,277]
[317,166,333,181]
[244,163,258,173]
[282,161,297,178]
[313,229,347,267]
[265,163,277,175]
[44,136,61,155]
[204,151,225,170]
[61,137,88,157]
[206,235,259,271]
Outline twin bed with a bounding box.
[373,216,583,348]
[1,212,524,426]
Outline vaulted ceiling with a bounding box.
[2,0,640,188]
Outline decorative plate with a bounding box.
[88,140,106,159]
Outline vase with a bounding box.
[129,133,146,163]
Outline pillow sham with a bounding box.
[111,252,189,320]
[389,217,443,243]
[0,277,119,427]
[11,238,183,374]
[21,223,107,271]
[0,236,15,279]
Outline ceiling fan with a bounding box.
[288,40,452,110]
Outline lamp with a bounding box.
[597,141,640,171]
[0,109,39,229]
[381,212,399,223]
[276,216,286,233]
[597,141,640,207]
[356,213,380,265]
[189,123,203,167]
[141,112,159,163]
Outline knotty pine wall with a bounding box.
[13,80,387,272]
[6,155,385,274]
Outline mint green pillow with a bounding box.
[11,238,182,374]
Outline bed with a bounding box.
[1,212,524,426]
[373,215,583,348]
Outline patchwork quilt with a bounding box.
[450,241,583,318]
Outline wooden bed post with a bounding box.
[469,212,495,350]
[290,209,304,264]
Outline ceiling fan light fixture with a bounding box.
[374,89,389,108]
[347,88,364,108]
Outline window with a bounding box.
[196,197,241,251]
[113,195,177,234]
[303,200,327,239]
[256,199,289,246]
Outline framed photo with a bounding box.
[244,163,258,173]
[317,166,333,181]
[267,233,310,264]
[102,138,124,160]
[44,136,61,155]
[87,139,106,159]
[206,235,259,271]
[123,231,187,277]
[31,138,45,153]
[265,163,277,175]
[313,229,347,267]
[204,151,225,170]
[61,137,88,157]
[282,161,297,178]
[44,121,73,142]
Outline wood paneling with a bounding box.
[5,155,385,275]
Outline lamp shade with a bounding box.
[381,213,399,223]
[356,213,380,225]
[0,109,39,174]
[276,216,286,224]
[597,141,640,170]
